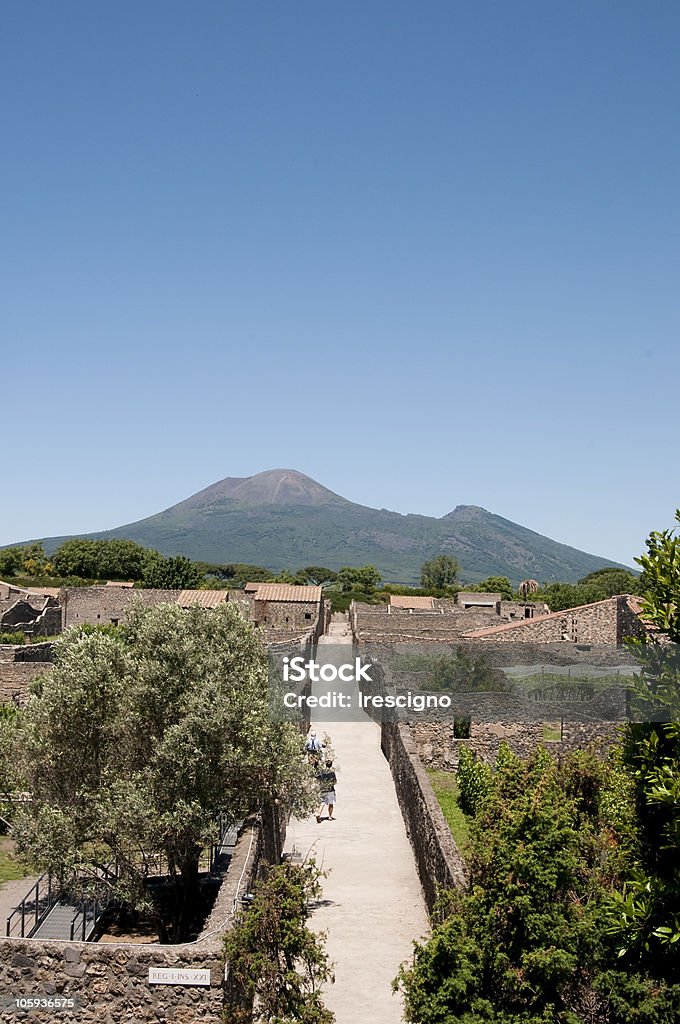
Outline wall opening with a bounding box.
[452,715,471,739]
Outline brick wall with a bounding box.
[253,599,321,632]
[0,644,54,703]
[354,605,501,643]
[0,663,49,704]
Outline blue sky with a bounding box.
[2,1,678,567]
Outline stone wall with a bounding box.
[381,721,466,912]
[1,599,62,638]
[61,589,182,629]
[354,605,501,643]
[0,663,48,704]
[229,592,328,644]
[253,599,321,633]
[411,719,621,769]
[0,643,54,664]
[467,596,644,645]
[0,644,55,704]
[355,597,646,649]
[0,817,263,1024]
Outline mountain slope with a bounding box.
[9,470,630,585]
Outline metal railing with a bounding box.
[6,872,59,938]
[6,815,242,942]
[69,897,108,942]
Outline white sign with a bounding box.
[148,967,211,987]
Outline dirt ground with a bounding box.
[97,918,160,944]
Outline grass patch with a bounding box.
[426,770,470,852]
[0,843,31,885]
[542,722,563,742]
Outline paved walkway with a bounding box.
[284,620,429,1023]
[0,876,37,935]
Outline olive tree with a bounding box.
[12,602,316,941]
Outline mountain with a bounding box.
[8,469,631,585]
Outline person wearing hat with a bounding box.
[305,730,323,754]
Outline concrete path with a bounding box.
[284,619,429,1023]
[0,876,38,935]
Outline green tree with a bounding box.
[533,581,596,611]
[608,510,680,967]
[52,539,104,578]
[420,555,460,591]
[0,547,23,578]
[53,538,157,582]
[397,748,679,1022]
[11,603,316,942]
[224,860,335,1024]
[464,576,514,600]
[335,565,382,595]
[428,647,510,695]
[0,704,19,820]
[20,542,50,576]
[579,566,641,597]
[197,563,273,589]
[297,567,338,587]
[142,553,202,590]
[97,539,148,580]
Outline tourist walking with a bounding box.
[316,760,337,822]
[305,729,324,754]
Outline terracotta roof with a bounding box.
[244,582,262,592]
[252,584,323,603]
[176,590,230,608]
[390,595,435,609]
[0,582,61,600]
[105,580,135,588]
[625,595,645,617]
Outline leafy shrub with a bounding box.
[456,745,492,816]
[0,631,26,646]
[223,860,334,1023]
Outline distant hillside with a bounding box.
[5,466,630,581]
[8,469,631,585]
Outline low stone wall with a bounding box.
[0,817,262,1024]
[0,643,55,664]
[412,719,621,769]
[0,644,54,704]
[355,606,501,643]
[0,663,50,704]
[381,721,466,912]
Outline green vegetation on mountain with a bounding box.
[3,469,632,586]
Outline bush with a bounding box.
[456,746,492,816]
[223,860,334,1023]
[0,631,26,646]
